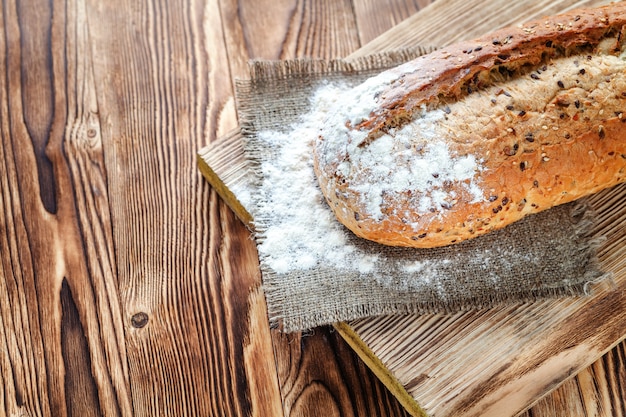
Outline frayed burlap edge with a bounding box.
[234,49,610,332]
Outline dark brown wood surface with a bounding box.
[1,0,624,416]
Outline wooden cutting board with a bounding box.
[197,0,626,416]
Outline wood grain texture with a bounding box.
[198,1,626,416]
[219,0,361,86]
[519,340,626,417]
[273,327,412,417]
[197,129,253,226]
[342,2,626,415]
[353,0,431,45]
[84,0,285,415]
[6,0,624,416]
[348,228,626,416]
[216,1,434,416]
[0,0,430,415]
[207,0,240,139]
[0,0,132,415]
[351,0,612,58]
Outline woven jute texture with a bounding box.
[234,50,607,332]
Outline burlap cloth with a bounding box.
[233,49,608,332]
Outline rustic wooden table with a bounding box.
[1,0,624,416]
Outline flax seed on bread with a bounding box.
[313,3,626,248]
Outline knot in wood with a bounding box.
[131,312,149,328]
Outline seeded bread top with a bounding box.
[359,3,626,137]
[313,4,626,247]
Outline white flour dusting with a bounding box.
[232,52,607,328]
[314,79,484,222]
[253,80,464,285]
[255,113,354,274]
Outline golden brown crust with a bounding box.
[313,4,626,248]
[360,3,626,136]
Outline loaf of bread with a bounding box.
[313,3,626,248]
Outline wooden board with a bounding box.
[1,0,428,416]
[6,0,623,415]
[197,0,626,416]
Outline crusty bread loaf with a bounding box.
[313,4,626,248]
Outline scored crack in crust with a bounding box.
[313,3,626,248]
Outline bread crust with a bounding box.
[313,4,626,248]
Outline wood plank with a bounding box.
[0,0,132,415]
[85,0,282,415]
[196,0,624,416]
[345,196,626,415]
[519,340,626,417]
[219,0,360,75]
[352,0,430,45]
[351,0,609,57]
[197,129,254,226]
[342,1,626,412]
[272,327,413,416]
[218,1,431,416]
[342,0,626,414]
